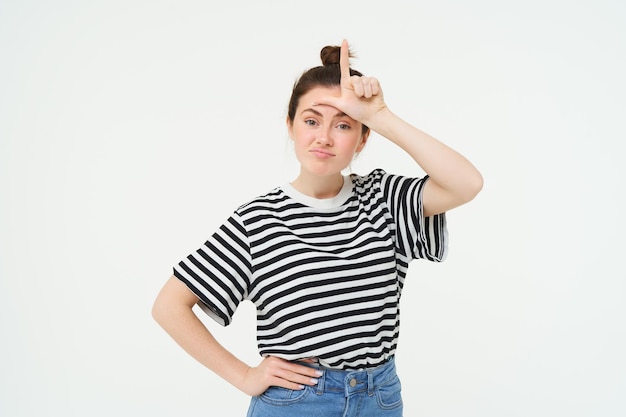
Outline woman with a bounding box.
[152,39,483,416]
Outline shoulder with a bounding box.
[350,168,388,189]
[352,169,429,201]
[231,186,295,224]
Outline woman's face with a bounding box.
[288,86,369,178]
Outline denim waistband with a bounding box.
[302,357,397,397]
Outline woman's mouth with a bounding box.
[310,148,335,159]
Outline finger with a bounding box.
[270,376,306,390]
[260,358,313,390]
[267,356,323,379]
[371,78,381,96]
[310,97,338,109]
[362,77,373,98]
[274,368,320,387]
[351,76,364,97]
[339,39,351,88]
[285,361,324,378]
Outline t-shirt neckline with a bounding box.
[281,175,353,209]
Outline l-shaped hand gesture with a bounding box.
[314,39,388,127]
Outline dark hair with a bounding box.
[287,45,369,135]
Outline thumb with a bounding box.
[311,96,343,110]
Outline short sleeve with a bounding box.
[379,171,448,262]
[173,212,253,326]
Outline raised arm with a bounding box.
[365,111,483,216]
[315,39,483,216]
[152,276,322,396]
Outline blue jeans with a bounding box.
[246,357,403,417]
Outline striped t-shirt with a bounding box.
[173,169,447,370]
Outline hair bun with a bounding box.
[320,45,341,66]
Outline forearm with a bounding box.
[152,281,250,391]
[153,276,323,396]
[368,108,483,201]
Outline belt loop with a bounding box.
[367,368,374,397]
[316,366,325,395]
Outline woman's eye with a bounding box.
[338,123,350,130]
[305,119,317,126]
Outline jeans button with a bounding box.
[349,378,357,387]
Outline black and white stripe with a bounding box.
[174,169,447,369]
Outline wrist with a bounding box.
[363,107,399,137]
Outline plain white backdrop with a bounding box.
[1,1,625,416]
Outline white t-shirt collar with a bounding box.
[281,175,353,209]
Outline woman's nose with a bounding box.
[316,127,333,145]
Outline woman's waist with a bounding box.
[295,355,398,394]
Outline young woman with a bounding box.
[152,39,483,417]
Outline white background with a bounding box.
[1,1,625,416]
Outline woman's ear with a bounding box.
[356,130,370,153]
[286,116,294,141]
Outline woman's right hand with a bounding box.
[153,278,323,398]
[239,356,323,397]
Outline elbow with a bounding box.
[151,297,165,325]
[152,295,180,332]
[459,171,484,204]
[152,276,198,327]
[152,290,173,327]
[468,172,484,200]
